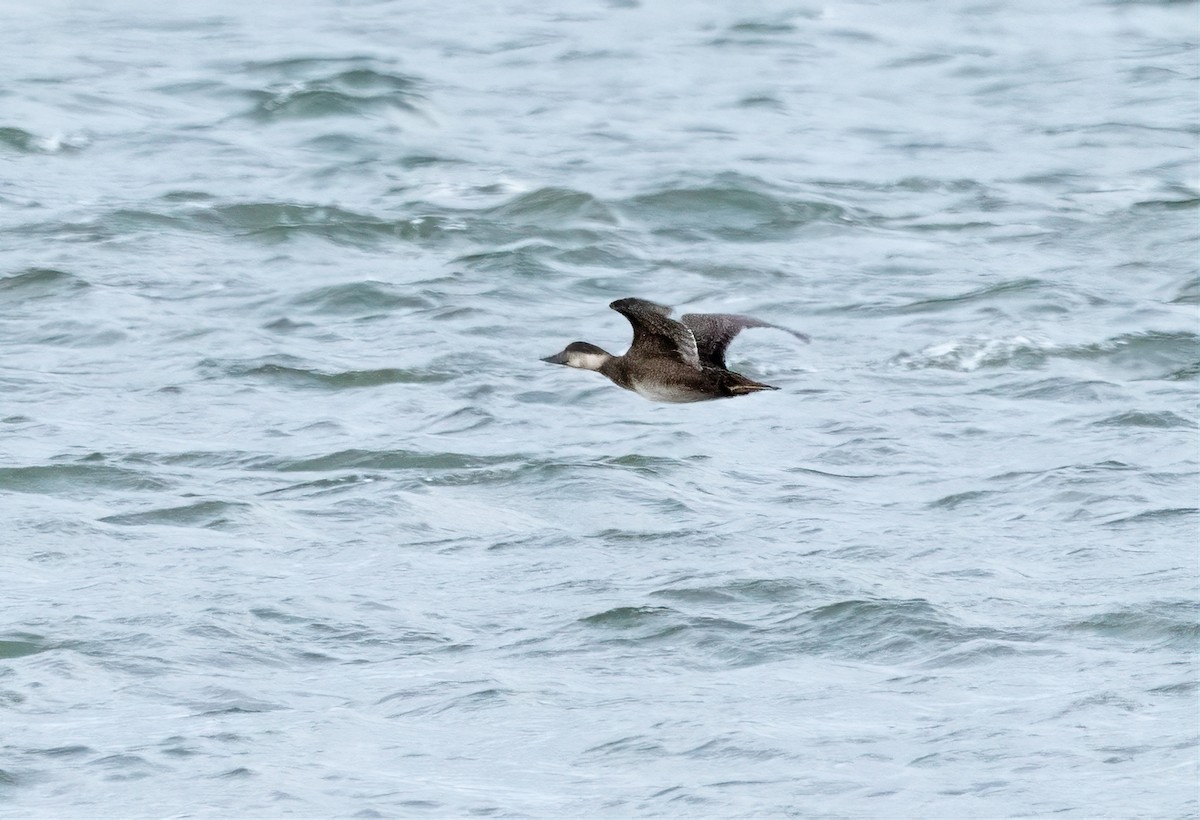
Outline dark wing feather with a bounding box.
[680,312,810,370]
[609,298,702,371]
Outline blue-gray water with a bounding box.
[2,0,1198,816]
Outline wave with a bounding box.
[566,593,1049,669]
[0,268,90,300]
[231,59,424,123]
[618,175,849,243]
[288,281,435,315]
[0,126,89,154]
[99,499,253,529]
[0,463,173,496]
[890,330,1199,379]
[1064,601,1199,648]
[198,356,452,389]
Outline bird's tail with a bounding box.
[724,374,779,397]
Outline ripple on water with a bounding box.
[0,126,88,154]
[1064,603,1200,649]
[773,598,1029,664]
[0,463,174,496]
[99,500,253,530]
[225,57,425,123]
[890,330,1199,379]
[0,268,90,299]
[288,281,435,315]
[619,177,848,242]
[0,634,51,660]
[254,448,510,473]
[1092,410,1196,429]
[199,356,452,389]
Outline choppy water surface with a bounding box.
[2,0,1198,816]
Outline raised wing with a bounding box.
[609,298,701,371]
[680,312,810,370]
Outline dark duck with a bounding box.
[541,297,809,402]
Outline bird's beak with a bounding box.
[541,352,568,365]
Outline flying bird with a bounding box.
[541,297,809,402]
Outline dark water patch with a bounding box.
[0,127,86,154]
[974,377,1124,403]
[258,448,509,473]
[1132,196,1200,212]
[120,450,264,470]
[454,245,563,277]
[250,607,313,625]
[581,735,667,760]
[988,460,1136,486]
[27,320,127,348]
[415,458,586,488]
[290,281,434,315]
[6,202,446,246]
[89,753,162,779]
[918,639,1061,669]
[198,202,446,245]
[99,500,253,529]
[928,489,999,510]
[580,605,678,629]
[202,356,451,389]
[0,463,173,496]
[575,605,759,666]
[596,453,694,474]
[0,633,50,660]
[262,317,314,333]
[1102,507,1198,527]
[651,577,825,606]
[397,153,463,169]
[648,259,797,284]
[259,473,383,498]
[736,94,785,111]
[486,187,618,227]
[0,767,27,788]
[588,527,716,545]
[159,741,199,758]
[774,598,1017,663]
[784,466,886,482]
[684,737,786,762]
[31,746,93,758]
[894,278,1052,315]
[1093,410,1196,429]
[619,178,846,242]
[1071,331,1200,381]
[650,587,740,605]
[160,189,216,204]
[1064,603,1199,648]
[379,682,514,719]
[416,406,494,435]
[0,126,38,152]
[1149,680,1197,696]
[1170,275,1199,305]
[247,607,450,654]
[300,132,376,154]
[1164,360,1199,381]
[238,64,423,122]
[193,700,286,717]
[0,267,89,299]
[729,19,801,35]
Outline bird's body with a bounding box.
[541,298,809,403]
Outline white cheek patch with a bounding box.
[569,352,608,370]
